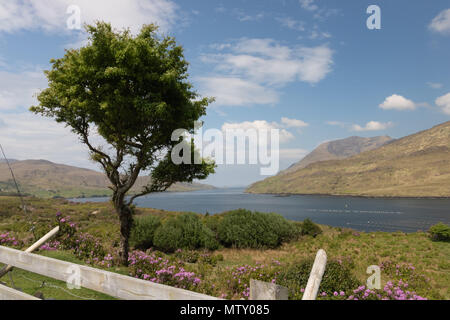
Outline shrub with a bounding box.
[174,249,200,263]
[130,215,162,249]
[224,262,282,299]
[428,223,450,242]
[153,213,219,252]
[0,231,23,248]
[52,212,108,265]
[198,252,224,266]
[217,209,296,249]
[128,250,202,290]
[72,232,106,263]
[277,259,360,300]
[300,218,322,237]
[203,214,222,235]
[349,281,427,300]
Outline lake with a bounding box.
[71,188,450,233]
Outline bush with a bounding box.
[217,209,297,249]
[428,223,450,242]
[130,215,162,249]
[300,218,322,237]
[129,250,202,290]
[153,213,219,252]
[278,259,360,300]
[174,249,200,263]
[203,214,222,235]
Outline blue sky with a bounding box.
[0,0,449,187]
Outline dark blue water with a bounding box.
[71,188,450,233]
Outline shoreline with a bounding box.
[244,190,450,200]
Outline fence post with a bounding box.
[302,249,327,300]
[249,279,289,300]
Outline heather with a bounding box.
[0,196,448,300]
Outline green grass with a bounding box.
[0,250,116,300]
[0,195,449,300]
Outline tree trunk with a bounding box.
[113,192,133,266]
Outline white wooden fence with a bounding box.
[0,245,220,300]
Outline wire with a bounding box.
[8,271,16,290]
[0,144,35,237]
[17,274,96,300]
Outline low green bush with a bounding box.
[203,214,222,235]
[216,209,297,249]
[174,249,200,263]
[428,223,450,242]
[278,259,360,299]
[300,218,322,237]
[130,215,162,249]
[153,213,219,252]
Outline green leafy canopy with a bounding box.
[30,22,215,202]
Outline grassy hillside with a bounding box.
[282,136,392,175]
[0,196,448,300]
[0,159,215,198]
[247,121,450,197]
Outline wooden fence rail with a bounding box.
[0,284,40,300]
[0,245,219,300]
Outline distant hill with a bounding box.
[0,159,18,164]
[247,121,450,197]
[281,136,392,175]
[0,159,215,198]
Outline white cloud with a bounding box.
[222,120,294,144]
[0,69,47,111]
[351,121,393,132]
[309,30,332,40]
[276,17,305,31]
[435,92,450,115]
[427,82,443,89]
[281,117,309,128]
[197,77,278,107]
[202,38,334,86]
[199,39,333,107]
[280,148,309,160]
[299,0,318,11]
[299,0,340,20]
[0,112,100,170]
[379,94,416,111]
[234,10,264,22]
[0,0,178,34]
[326,120,345,127]
[220,117,309,144]
[429,9,450,35]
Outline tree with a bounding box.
[30,22,215,265]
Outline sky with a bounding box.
[0,0,449,187]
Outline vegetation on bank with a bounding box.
[0,196,448,300]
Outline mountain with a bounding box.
[0,159,18,164]
[247,121,450,197]
[281,136,392,175]
[0,159,215,198]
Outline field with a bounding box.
[0,196,448,300]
